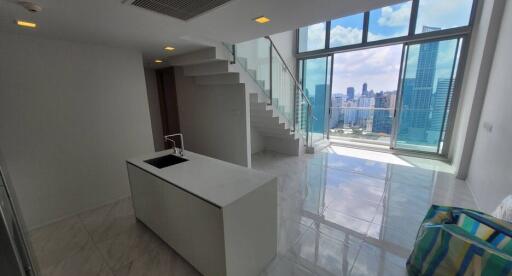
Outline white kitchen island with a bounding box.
[126,150,277,276]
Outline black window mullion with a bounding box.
[325,20,331,49]
[362,11,369,43]
[409,0,420,37]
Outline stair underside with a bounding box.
[170,46,300,141]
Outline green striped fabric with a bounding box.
[407,205,512,275]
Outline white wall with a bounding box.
[174,67,251,167]
[269,30,296,74]
[450,0,506,178]
[144,69,165,151]
[465,1,512,213]
[251,128,265,154]
[0,33,154,228]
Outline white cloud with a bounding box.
[301,22,326,51]
[330,25,362,47]
[329,25,386,46]
[332,45,403,95]
[377,3,411,27]
[415,0,473,31]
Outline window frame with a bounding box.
[295,0,479,157]
[296,0,478,58]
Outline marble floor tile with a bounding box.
[30,216,90,270]
[78,197,136,243]
[288,227,362,276]
[111,241,200,276]
[262,256,315,276]
[350,242,407,276]
[323,208,373,235]
[30,145,478,276]
[95,222,163,270]
[41,240,112,276]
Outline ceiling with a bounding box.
[0,0,403,65]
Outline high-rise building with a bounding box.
[342,100,358,127]
[357,96,374,130]
[313,84,328,133]
[402,26,441,142]
[362,83,368,97]
[428,78,454,143]
[373,92,392,134]
[398,78,415,135]
[346,87,355,100]
[329,94,345,128]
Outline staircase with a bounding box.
[167,38,311,155]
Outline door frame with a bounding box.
[390,34,470,156]
[297,55,334,142]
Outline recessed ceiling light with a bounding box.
[154,59,163,63]
[254,16,270,24]
[164,46,175,51]
[16,20,37,28]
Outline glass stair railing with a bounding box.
[224,37,314,147]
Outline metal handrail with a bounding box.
[264,36,313,107]
[227,37,316,146]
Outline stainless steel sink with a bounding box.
[144,154,188,169]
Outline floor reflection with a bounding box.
[254,145,477,276]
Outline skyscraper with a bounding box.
[346,87,355,100]
[313,84,327,134]
[429,78,454,143]
[362,83,368,97]
[373,92,392,134]
[330,94,345,128]
[357,96,375,131]
[403,26,441,142]
[398,78,415,135]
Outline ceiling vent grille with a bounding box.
[128,0,232,21]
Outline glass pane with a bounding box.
[298,22,326,52]
[415,0,473,34]
[330,45,403,145]
[235,38,271,97]
[395,38,460,153]
[368,1,412,42]
[329,13,364,48]
[271,48,295,126]
[301,57,330,143]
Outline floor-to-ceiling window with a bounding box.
[299,56,332,143]
[329,45,403,146]
[296,0,477,156]
[395,38,463,153]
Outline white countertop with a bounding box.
[127,150,276,208]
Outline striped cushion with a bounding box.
[457,213,496,241]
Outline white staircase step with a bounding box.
[196,83,245,91]
[195,73,240,85]
[183,60,232,76]
[167,47,220,66]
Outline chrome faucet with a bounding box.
[164,133,185,156]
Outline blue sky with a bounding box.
[302,0,472,96]
[330,0,471,95]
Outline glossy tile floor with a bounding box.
[29,145,477,276]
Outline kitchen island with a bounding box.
[126,150,277,276]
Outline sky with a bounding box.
[300,0,471,96]
[332,45,403,95]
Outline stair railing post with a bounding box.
[268,39,273,105]
[306,104,311,147]
[292,84,297,133]
[230,44,236,64]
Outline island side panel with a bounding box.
[127,163,227,276]
[222,178,278,276]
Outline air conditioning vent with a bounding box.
[127,0,232,21]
